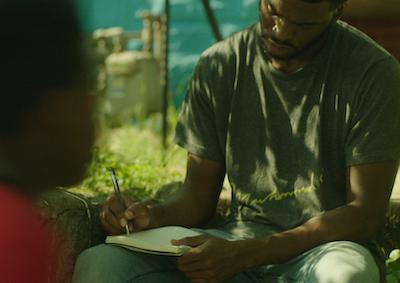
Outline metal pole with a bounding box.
[161,0,170,150]
[201,0,223,42]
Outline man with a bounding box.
[0,0,95,282]
[73,0,400,282]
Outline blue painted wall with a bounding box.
[77,0,259,107]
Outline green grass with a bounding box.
[69,114,187,201]
[387,249,400,283]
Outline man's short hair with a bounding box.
[0,0,85,135]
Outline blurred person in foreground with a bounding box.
[0,0,95,282]
[73,0,400,282]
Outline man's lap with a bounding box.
[72,238,379,283]
[72,244,260,283]
[262,241,379,283]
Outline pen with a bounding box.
[108,167,130,235]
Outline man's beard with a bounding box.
[260,22,333,61]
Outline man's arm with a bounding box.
[175,161,399,283]
[241,161,399,267]
[101,153,225,234]
[148,153,226,228]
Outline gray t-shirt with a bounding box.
[174,21,400,239]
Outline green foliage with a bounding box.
[386,249,400,283]
[69,115,187,201]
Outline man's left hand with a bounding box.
[173,235,245,283]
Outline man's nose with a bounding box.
[272,17,294,41]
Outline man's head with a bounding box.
[0,0,95,192]
[259,0,346,60]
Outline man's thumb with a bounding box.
[172,235,208,247]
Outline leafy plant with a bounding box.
[69,115,187,202]
[386,249,400,283]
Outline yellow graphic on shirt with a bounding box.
[236,173,320,206]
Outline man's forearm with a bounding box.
[239,203,382,269]
[145,154,225,230]
[239,161,397,269]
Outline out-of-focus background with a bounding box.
[76,0,400,108]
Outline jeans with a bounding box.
[72,229,379,283]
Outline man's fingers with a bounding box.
[125,203,148,219]
[106,193,126,218]
[120,218,128,227]
[101,193,145,234]
[123,203,151,230]
[177,246,209,266]
[102,205,120,227]
[100,207,123,235]
[101,218,121,235]
[102,204,129,231]
[122,195,133,208]
[125,210,134,219]
[102,194,151,232]
[172,235,209,247]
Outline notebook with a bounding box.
[105,226,202,256]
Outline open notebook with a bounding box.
[105,226,202,256]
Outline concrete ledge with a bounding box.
[38,190,105,282]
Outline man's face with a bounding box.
[259,0,339,60]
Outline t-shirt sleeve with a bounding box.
[345,57,400,166]
[174,55,225,162]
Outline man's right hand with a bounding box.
[100,193,151,235]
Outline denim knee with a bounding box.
[305,241,379,283]
[72,244,127,283]
[72,244,181,283]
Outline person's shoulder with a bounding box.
[200,24,258,63]
[334,21,396,66]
